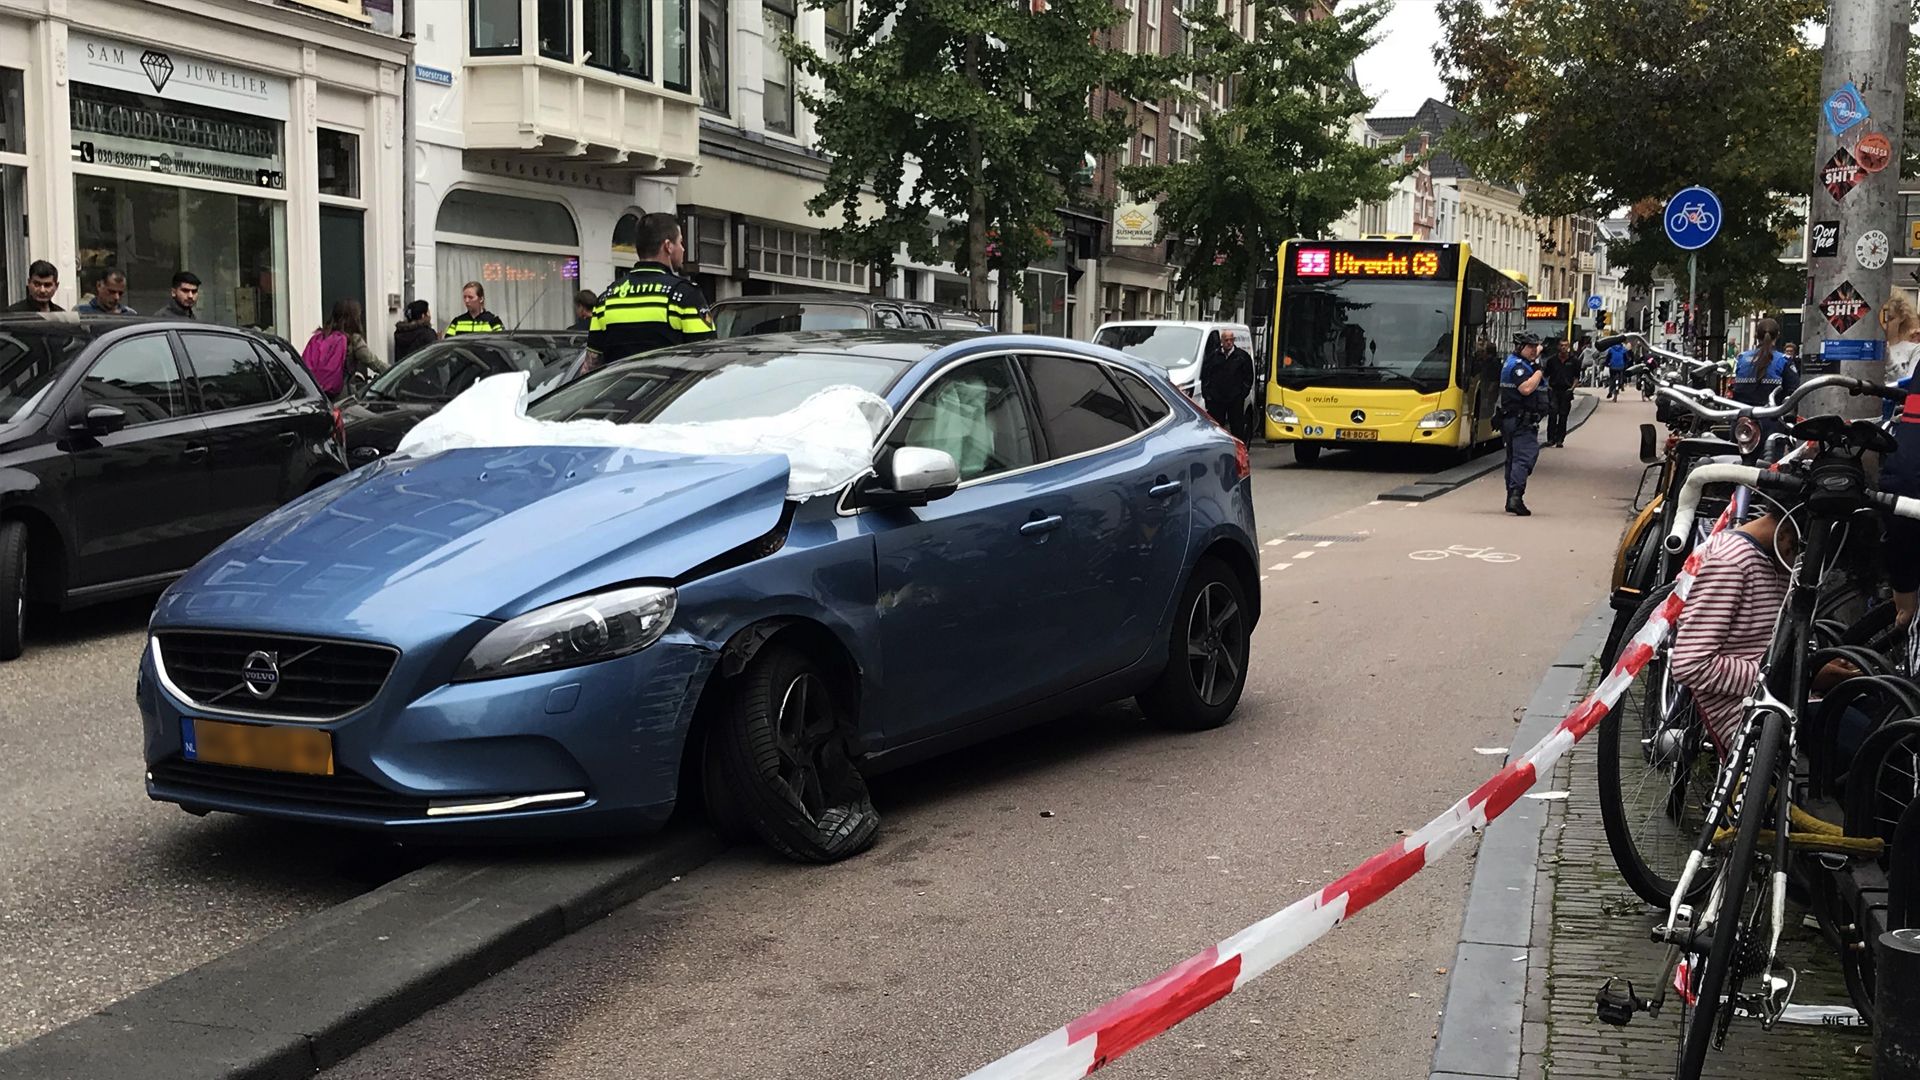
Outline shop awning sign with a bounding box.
[69,32,289,122]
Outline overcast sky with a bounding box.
[1353,0,1450,118]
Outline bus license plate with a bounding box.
[183,717,333,775]
[1336,428,1378,441]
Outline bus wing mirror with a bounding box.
[1464,288,1487,324]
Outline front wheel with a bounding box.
[1139,559,1251,731]
[0,520,25,662]
[1293,443,1321,465]
[704,644,879,863]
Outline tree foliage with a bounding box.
[1435,0,1822,321]
[790,0,1177,317]
[1117,0,1408,310]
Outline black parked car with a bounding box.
[0,315,346,659]
[710,294,992,338]
[337,332,587,464]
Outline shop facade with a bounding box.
[0,0,408,339]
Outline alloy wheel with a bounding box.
[1185,581,1245,708]
[771,673,839,819]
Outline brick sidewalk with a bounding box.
[1537,736,1875,1079]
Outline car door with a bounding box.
[1016,352,1192,683]
[869,354,1082,743]
[179,331,317,544]
[63,332,211,588]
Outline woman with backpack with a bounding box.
[302,299,386,399]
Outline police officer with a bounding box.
[588,212,716,364]
[1499,332,1549,517]
[1731,316,1796,408]
[445,281,505,336]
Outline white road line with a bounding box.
[1265,539,1284,547]
[1368,500,1384,506]
[1315,540,1333,548]
[1402,501,1419,508]
[1293,550,1315,560]
[1269,563,1293,572]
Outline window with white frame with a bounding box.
[1139,132,1155,164]
[1143,0,1159,55]
[763,0,796,135]
[744,223,868,287]
[700,0,728,113]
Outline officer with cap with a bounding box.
[1499,332,1549,516]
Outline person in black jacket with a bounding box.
[1541,336,1577,446]
[7,260,62,313]
[1200,329,1256,440]
[393,300,438,363]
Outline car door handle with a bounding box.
[277,431,298,446]
[1149,479,1184,498]
[1019,514,1064,536]
[182,444,209,462]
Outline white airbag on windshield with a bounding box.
[393,372,892,499]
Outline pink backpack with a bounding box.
[302,329,349,396]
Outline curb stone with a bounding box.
[0,828,724,1080]
[1427,601,1613,1079]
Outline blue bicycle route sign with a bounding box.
[1664,186,1722,251]
[1586,296,1602,311]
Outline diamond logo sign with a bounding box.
[139,49,174,93]
[1824,148,1863,201]
[1820,280,1869,334]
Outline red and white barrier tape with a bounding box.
[962,509,1735,1080]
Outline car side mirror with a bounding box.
[71,404,126,438]
[851,446,961,509]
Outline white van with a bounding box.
[1091,320,1257,416]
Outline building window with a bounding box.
[539,0,571,60]
[825,0,852,60]
[75,175,288,333]
[744,223,867,288]
[763,0,796,135]
[435,190,581,332]
[700,0,729,113]
[471,0,521,55]
[1143,0,1159,55]
[317,129,359,199]
[663,0,691,91]
[1139,133,1155,164]
[586,0,651,80]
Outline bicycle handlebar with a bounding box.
[1654,375,1902,423]
[1664,463,1920,553]
[1597,332,1708,369]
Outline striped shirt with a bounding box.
[1668,530,1789,751]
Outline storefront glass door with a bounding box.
[74,175,288,332]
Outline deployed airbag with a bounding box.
[394,372,892,499]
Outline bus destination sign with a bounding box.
[1525,302,1568,320]
[1290,244,1457,281]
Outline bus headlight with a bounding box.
[1267,404,1299,425]
[1416,410,1459,430]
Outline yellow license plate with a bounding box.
[185,718,333,775]
[1335,428,1379,441]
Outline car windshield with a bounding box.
[1276,281,1457,391]
[1093,325,1203,369]
[366,341,531,403]
[714,302,870,338]
[0,332,92,424]
[527,347,907,425]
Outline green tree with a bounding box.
[1117,0,1409,314]
[789,0,1176,325]
[1436,0,1822,349]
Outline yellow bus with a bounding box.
[1264,238,1528,464]
[1522,299,1577,346]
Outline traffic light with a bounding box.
[1596,310,1610,329]
[1658,300,1670,321]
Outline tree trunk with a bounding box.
[965,35,990,318]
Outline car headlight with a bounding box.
[455,584,677,682]
[1417,410,1459,429]
[1267,404,1299,424]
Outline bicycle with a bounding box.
[1407,545,1520,563]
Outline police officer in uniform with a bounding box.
[445,281,505,336]
[1731,316,1796,408]
[1499,332,1549,517]
[588,212,716,364]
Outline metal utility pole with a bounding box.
[1803,0,1906,418]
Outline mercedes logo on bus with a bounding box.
[241,651,282,699]
[1350,409,1367,424]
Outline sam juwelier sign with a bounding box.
[69,32,290,122]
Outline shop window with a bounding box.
[743,223,865,288]
[699,0,729,114]
[586,0,651,80]
[613,212,641,269]
[540,0,572,60]
[317,129,360,199]
[663,0,691,91]
[0,69,23,155]
[471,0,522,54]
[437,189,580,247]
[763,0,796,135]
[436,191,581,333]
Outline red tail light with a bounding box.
[331,407,345,450]
[1233,437,1251,480]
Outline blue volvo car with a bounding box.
[137,332,1260,862]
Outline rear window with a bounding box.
[527,348,905,425]
[1110,368,1171,424]
[0,331,94,424]
[713,302,869,338]
[1023,354,1141,458]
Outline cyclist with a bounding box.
[1731,317,1797,409]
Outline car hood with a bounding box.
[156,446,791,636]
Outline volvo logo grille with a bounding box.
[241,651,281,699]
[1350,409,1367,424]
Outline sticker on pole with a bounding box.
[1857,229,1890,270]
[1825,82,1869,136]
[1824,148,1863,201]
[1820,281,1870,334]
[1856,131,1893,173]
[1810,220,1840,258]
[1663,186,1721,251]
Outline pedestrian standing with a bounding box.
[445,282,505,336]
[302,300,385,400]
[1605,339,1628,400]
[1499,333,1549,516]
[570,289,597,332]
[393,300,437,363]
[1731,317,1796,407]
[1542,336,1576,447]
[162,272,199,319]
[6,261,62,313]
[76,269,136,314]
[1201,329,1256,441]
[587,213,715,364]
[1575,336,1597,387]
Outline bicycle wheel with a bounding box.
[1677,709,1785,1080]
[1597,585,1719,907]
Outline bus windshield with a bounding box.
[1275,281,1456,391]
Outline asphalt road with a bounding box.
[316,396,1646,1080]
[0,437,1425,1051]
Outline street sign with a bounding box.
[1664,186,1722,250]
[1586,296,1602,311]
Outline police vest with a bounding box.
[1500,354,1547,415]
[1732,348,1793,406]
[445,310,505,336]
[587,264,716,362]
